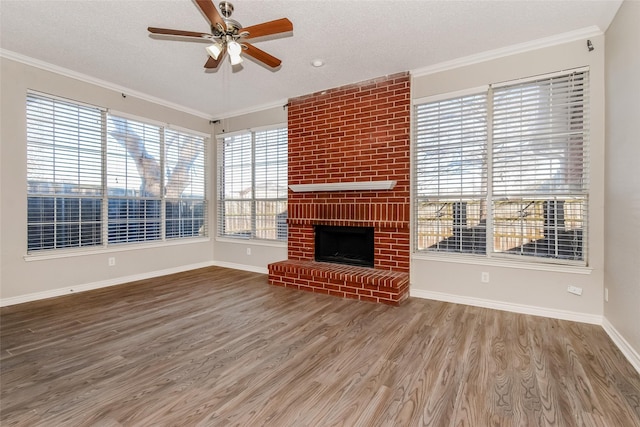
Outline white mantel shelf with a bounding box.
[289,180,397,193]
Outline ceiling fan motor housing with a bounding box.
[213,19,243,37]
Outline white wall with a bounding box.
[211,107,288,273]
[0,57,215,304]
[604,0,640,367]
[410,35,606,323]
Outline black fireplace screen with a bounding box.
[314,225,374,268]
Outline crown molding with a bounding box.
[412,26,604,78]
[0,48,212,120]
[215,99,290,121]
[2,25,605,122]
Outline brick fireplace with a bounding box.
[268,72,411,305]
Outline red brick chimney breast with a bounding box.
[268,72,411,305]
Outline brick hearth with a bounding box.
[268,72,411,305]
[269,260,409,305]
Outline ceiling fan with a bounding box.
[148,0,293,69]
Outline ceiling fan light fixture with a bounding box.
[229,52,244,65]
[227,40,243,65]
[227,40,242,56]
[206,42,223,60]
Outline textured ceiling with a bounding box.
[0,0,622,119]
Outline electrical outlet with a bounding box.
[567,285,583,296]
[108,257,116,266]
[604,287,609,302]
[481,272,489,283]
[246,247,251,255]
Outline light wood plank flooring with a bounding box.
[1,266,639,426]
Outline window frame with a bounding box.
[216,124,288,243]
[413,68,590,267]
[25,92,209,256]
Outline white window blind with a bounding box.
[492,70,588,261]
[218,132,252,239]
[164,128,207,239]
[414,69,589,265]
[218,127,287,241]
[27,93,104,251]
[107,116,162,243]
[414,92,488,254]
[254,128,288,239]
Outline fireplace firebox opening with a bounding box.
[314,225,374,268]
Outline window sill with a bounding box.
[215,237,287,248]
[411,252,593,275]
[24,237,211,262]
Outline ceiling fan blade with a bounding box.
[241,18,293,39]
[195,0,226,32]
[204,50,226,69]
[243,42,282,68]
[148,27,210,38]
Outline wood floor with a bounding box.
[1,267,639,426]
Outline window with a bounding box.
[414,69,589,265]
[217,127,288,241]
[27,95,104,251]
[164,128,207,239]
[415,91,488,255]
[27,92,207,253]
[107,116,162,243]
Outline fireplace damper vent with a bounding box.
[315,225,374,268]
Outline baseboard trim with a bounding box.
[602,317,640,375]
[0,261,216,307]
[210,260,269,275]
[410,288,603,325]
